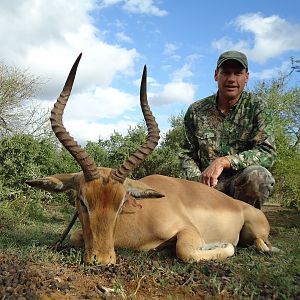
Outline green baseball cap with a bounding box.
[217,50,248,69]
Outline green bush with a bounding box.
[271,132,300,210]
[253,75,300,210]
[0,134,78,202]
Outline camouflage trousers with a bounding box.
[215,166,275,209]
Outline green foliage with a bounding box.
[87,125,147,171]
[57,147,80,174]
[139,113,186,179]
[86,125,151,178]
[252,74,300,209]
[0,134,78,202]
[254,75,300,151]
[85,140,109,167]
[272,137,300,209]
[85,118,186,179]
[0,135,55,198]
[161,112,185,150]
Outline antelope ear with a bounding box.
[124,178,165,199]
[26,173,81,193]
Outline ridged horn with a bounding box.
[50,53,100,181]
[111,65,160,183]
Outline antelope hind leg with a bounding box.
[254,237,283,253]
[254,237,271,252]
[175,228,235,262]
[241,207,275,253]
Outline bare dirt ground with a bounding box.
[0,252,232,300]
[0,205,299,300]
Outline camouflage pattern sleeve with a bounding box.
[226,100,276,170]
[179,105,202,181]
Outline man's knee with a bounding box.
[230,165,275,208]
[241,165,275,190]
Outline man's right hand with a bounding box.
[200,157,231,187]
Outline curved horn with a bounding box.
[50,53,100,181]
[111,65,160,183]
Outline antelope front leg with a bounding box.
[175,227,235,262]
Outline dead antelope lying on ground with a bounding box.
[27,54,274,265]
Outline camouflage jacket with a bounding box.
[181,91,276,179]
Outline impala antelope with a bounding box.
[27,54,275,265]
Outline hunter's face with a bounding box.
[215,60,249,102]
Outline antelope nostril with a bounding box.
[93,255,99,265]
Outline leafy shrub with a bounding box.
[0,134,77,202]
[271,132,300,210]
[253,75,300,209]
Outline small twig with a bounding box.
[132,275,146,297]
[182,271,194,285]
[95,283,115,297]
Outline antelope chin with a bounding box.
[84,249,117,266]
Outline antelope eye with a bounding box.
[79,197,87,209]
